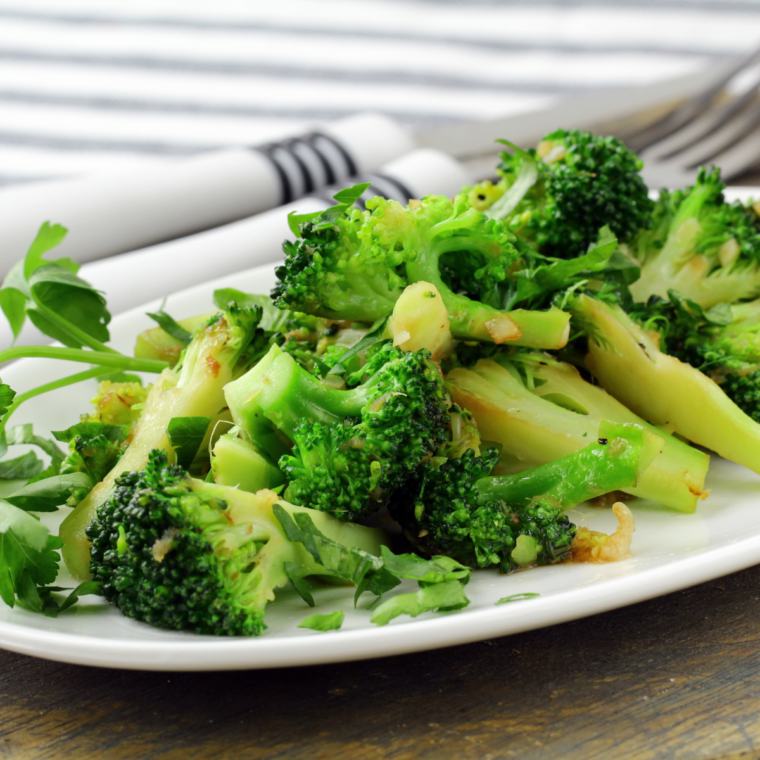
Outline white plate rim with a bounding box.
[2,191,760,671]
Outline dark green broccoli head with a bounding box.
[277,342,451,520]
[390,447,576,572]
[87,450,269,635]
[630,166,760,307]
[498,129,653,259]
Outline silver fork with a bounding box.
[630,43,760,188]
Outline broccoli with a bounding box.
[224,341,450,521]
[61,303,268,581]
[272,190,571,350]
[211,428,285,493]
[85,380,150,432]
[631,291,760,425]
[478,130,653,258]
[446,351,708,512]
[87,450,386,636]
[629,167,760,308]
[570,292,760,476]
[390,421,660,572]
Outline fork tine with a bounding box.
[662,100,760,170]
[628,44,760,153]
[701,128,760,182]
[640,71,760,162]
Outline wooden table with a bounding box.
[1,561,760,760]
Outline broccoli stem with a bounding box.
[574,293,760,475]
[447,355,709,512]
[475,421,662,508]
[405,238,570,348]
[0,345,169,374]
[225,346,377,441]
[211,433,285,493]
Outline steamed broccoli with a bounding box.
[210,428,285,493]
[570,292,760,476]
[446,351,708,512]
[87,450,386,635]
[632,291,760,424]
[224,342,450,521]
[629,167,760,307]
[390,421,659,571]
[61,303,269,581]
[272,189,571,349]
[475,130,653,258]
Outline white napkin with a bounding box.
[0,148,471,350]
[0,113,414,278]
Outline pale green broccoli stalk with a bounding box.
[446,351,708,512]
[571,292,760,476]
[211,428,285,493]
[631,291,760,424]
[629,167,760,308]
[272,189,570,350]
[61,304,269,581]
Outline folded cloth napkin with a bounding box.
[0,148,471,350]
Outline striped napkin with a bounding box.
[0,0,757,189]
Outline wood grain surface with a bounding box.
[2,562,760,760]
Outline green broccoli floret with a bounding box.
[87,450,386,636]
[488,130,653,258]
[629,167,760,307]
[570,291,760,477]
[633,291,760,424]
[61,303,270,581]
[390,421,660,572]
[272,189,571,350]
[446,350,708,513]
[224,341,450,521]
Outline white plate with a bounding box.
[2,252,760,671]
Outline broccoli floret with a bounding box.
[391,421,659,571]
[87,450,386,635]
[224,342,450,521]
[629,167,760,307]
[492,130,653,258]
[446,350,708,512]
[61,303,270,581]
[272,190,571,350]
[570,291,760,476]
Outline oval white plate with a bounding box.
[2,244,760,671]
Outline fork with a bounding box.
[628,43,760,188]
